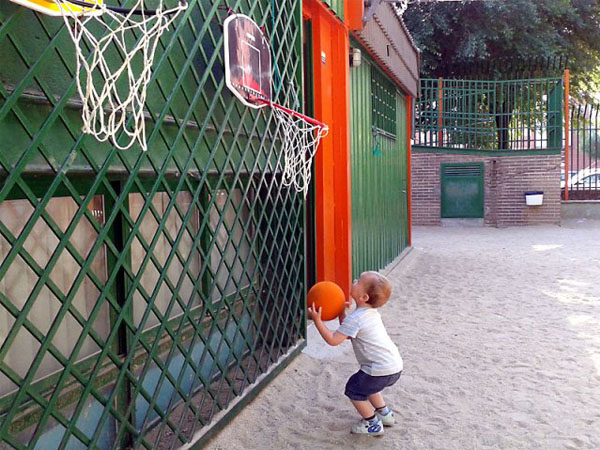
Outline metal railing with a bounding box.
[415,78,563,151]
[565,103,600,200]
[0,0,305,448]
[436,55,568,80]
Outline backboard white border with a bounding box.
[223,13,271,109]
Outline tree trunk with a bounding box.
[495,105,512,150]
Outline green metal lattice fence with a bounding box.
[0,0,306,448]
[415,77,563,152]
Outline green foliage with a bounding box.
[404,0,600,101]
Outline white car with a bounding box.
[566,168,600,190]
[560,171,578,189]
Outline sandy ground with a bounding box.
[207,220,600,450]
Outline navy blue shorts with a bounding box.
[344,370,402,401]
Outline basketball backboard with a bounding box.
[223,14,272,109]
[9,0,103,16]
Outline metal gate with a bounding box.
[0,0,305,448]
[565,103,600,200]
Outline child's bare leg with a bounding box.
[368,392,395,425]
[367,392,385,409]
[350,399,375,419]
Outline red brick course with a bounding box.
[412,152,561,227]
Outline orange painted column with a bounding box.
[331,20,352,295]
[345,0,364,30]
[304,0,352,296]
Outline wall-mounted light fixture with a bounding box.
[350,47,362,68]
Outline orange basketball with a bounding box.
[307,281,346,321]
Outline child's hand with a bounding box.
[307,304,323,322]
[345,298,353,309]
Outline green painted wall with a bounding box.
[350,56,409,278]
[322,0,344,21]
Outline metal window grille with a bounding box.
[0,0,306,448]
[371,69,397,137]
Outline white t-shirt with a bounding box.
[337,307,403,376]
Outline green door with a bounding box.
[350,55,409,277]
[441,163,484,218]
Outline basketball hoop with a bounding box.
[223,13,328,198]
[257,99,328,198]
[53,0,188,150]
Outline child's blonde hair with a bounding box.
[364,271,392,308]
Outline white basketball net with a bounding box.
[57,0,187,151]
[393,0,410,15]
[273,107,328,198]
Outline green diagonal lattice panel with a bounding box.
[0,0,306,448]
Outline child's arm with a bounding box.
[308,305,348,346]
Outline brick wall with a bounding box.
[412,152,561,227]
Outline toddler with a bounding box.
[308,271,402,436]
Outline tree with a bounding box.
[404,0,600,102]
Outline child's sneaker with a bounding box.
[377,409,396,426]
[350,417,384,436]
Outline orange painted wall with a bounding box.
[303,0,352,296]
[345,0,364,31]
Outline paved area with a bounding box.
[208,220,600,449]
